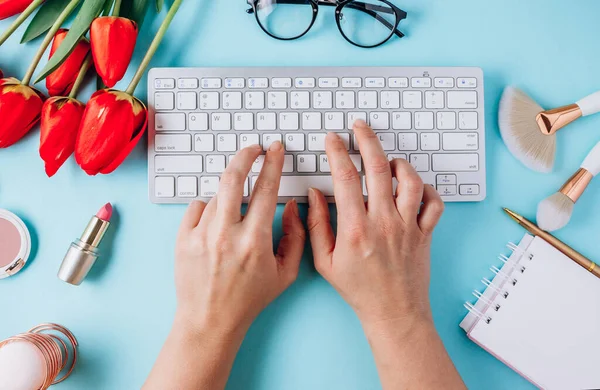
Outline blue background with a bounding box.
[1,1,600,388]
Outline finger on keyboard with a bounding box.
[246,141,284,227]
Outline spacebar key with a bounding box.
[252,176,335,197]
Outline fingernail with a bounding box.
[353,119,368,129]
[250,144,261,150]
[326,132,340,140]
[269,141,282,152]
[308,188,316,207]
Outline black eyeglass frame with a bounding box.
[246,0,408,49]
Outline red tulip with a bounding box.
[90,17,138,88]
[40,97,85,177]
[46,29,90,97]
[0,77,45,148]
[75,89,147,175]
[0,0,35,20]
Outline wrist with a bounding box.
[361,312,436,345]
[173,309,250,348]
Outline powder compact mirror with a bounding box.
[0,209,31,279]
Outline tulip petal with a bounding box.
[0,79,45,148]
[46,29,91,97]
[0,0,34,20]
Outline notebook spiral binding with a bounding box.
[463,242,534,325]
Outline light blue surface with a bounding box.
[1,1,599,388]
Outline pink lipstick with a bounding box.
[58,203,113,286]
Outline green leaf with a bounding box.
[34,0,107,83]
[20,0,73,43]
[121,0,149,27]
[101,0,115,16]
[156,0,163,12]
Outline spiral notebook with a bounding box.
[461,234,600,390]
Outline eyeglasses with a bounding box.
[246,0,407,48]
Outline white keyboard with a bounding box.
[148,67,486,204]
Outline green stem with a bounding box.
[68,52,92,98]
[112,0,122,17]
[126,0,182,95]
[0,0,45,46]
[21,0,81,86]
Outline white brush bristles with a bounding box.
[499,87,556,173]
[537,192,574,232]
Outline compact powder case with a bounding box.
[0,209,31,279]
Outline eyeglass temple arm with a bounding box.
[246,1,407,38]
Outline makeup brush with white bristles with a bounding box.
[537,141,600,232]
[499,87,600,173]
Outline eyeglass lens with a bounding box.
[339,0,396,47]
[255,0,315,40]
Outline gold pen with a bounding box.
[503,208,600,279]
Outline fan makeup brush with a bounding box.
[499,87,600,173]
[537,141,600,232]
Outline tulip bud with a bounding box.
[75,89,147,175]
[0,0,36,20]
[0,77,45,148]
[46,29,90,97]
[90,17,138,88]
[40,97,85,177]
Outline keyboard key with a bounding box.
[389,77,408,88]
[337,133,351,150]
[234,113,253,131]
[381,91,400,109]
[252,155,265,173]
[177,92,197,110]
[155,155,203,173]
[302,112,322,130]
[349,154,362,171]
[189,113,209,131]
[295,78,315,88]
[199,92,219,110]
[325,112,344,130]
[223,92,242,110]
[253,175,334,196]
[336,91,355,109]
[438,185,457,196]
[415,112,434,130]
[410,154,430,172]
[240,133,260,149]
[257,112,276,130]
[402,91,422,109]
[155,176,175,198]
[319,155,330,172]
[388,153,408,161]
[348,112,367,129]
[268,91,287,109]
[291,91,310,109]
[280,112,299,130]
[217,134,237,152]
[155,92,174,110]
[178,78,199,89]
[411,78,431,88]
[206,155,226,173]
[225,78,245,88]
[200,177,219,197]
[358,91,377,109]
[297,154,317,172]
[308,133,326,151]
[155,78,175,89]
[319,78,339,88]
[212,113,231,131]
[342,78,362,88]
[457,77,477,88]
[365,77,385,88]
[421,133,440,151]
[398,133,418,151]
[155,134,191,152]
[376,132,395,151]
[201,78,222,89]
[434,78,454,88]
[194,134,214,152]
[262,134,282,151]
[314,91,333,109]
[437,174,457,185]
[432,153,479,172]
[177,176,198,197]
[443,132,478,151]
[272,78,292,88]
[248,78,269,89]
[155,113,185,131]
[459,184,480,195]
[459,112,478,129]
[370,112,389,130]
[447,91,478,109]
[392,112,411,130]
[285,133,305,151]
[425,91,444,109]
[245,91,265,110]
[437,112,456,130]
[283,155,294,173]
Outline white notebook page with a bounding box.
[462,235,600,389]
